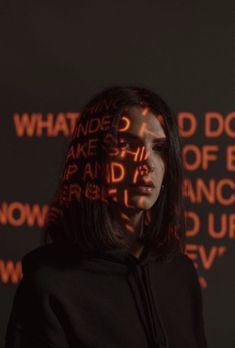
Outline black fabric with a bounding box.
[5,241,208,348]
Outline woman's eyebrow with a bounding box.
[118,132,166,142]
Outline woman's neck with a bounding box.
[129,240,144,258]
[108,202,145,258]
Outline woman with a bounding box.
[5,86,208,348]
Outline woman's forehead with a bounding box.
[117,105,166,139]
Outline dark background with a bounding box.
[0,1,234,347]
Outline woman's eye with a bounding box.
[118,143,164,152]
[153,141,168,153]
[153,145,163,152]
[118,142,131,149]
[117,141,167,154]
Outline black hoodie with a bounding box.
[5,241,208,348]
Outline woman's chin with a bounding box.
[121,195,157,211]
[106,191,159,211]
[130,199,155,210]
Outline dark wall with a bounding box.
[0,1,234,347]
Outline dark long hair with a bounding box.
[43,85,186,261]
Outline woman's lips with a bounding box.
[130,180,155,188]
[129,185,154,194]
[130,178,155,188]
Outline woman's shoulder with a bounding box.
[165,250,197,272]
[21,241,85,280]
[169,251,202,293]
[174,251,197,269]
[153,251,200,288]
[177,252,199,279]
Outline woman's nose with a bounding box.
[122,144,155,172]
[138,146,156,173]
[136,163,155,177]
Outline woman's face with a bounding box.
[103,105,167,212]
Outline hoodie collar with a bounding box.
[78,245,158,274]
